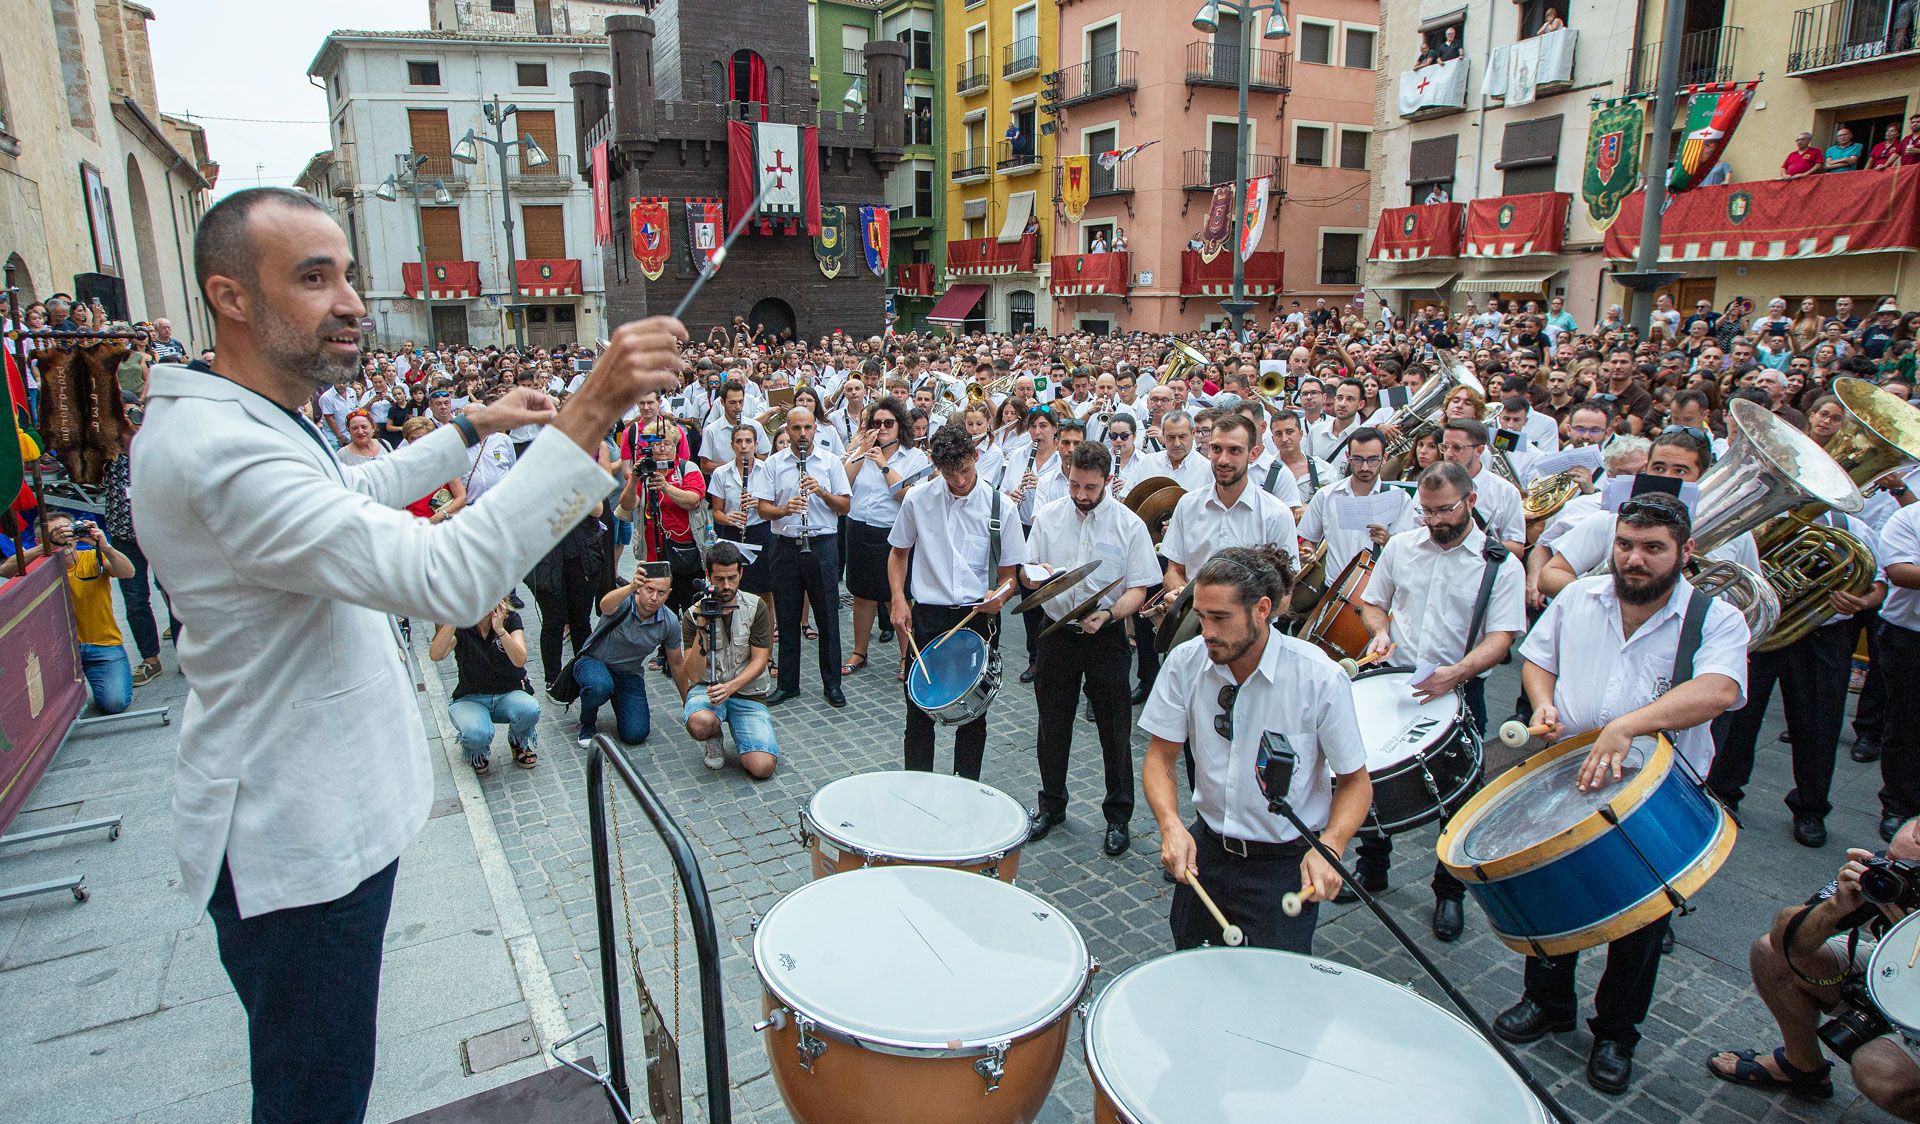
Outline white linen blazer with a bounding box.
[132,363,613,917]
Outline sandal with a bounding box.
[470,754,491,777]
[842,651,869,675]
[512,742,538,769]
[804,626,819,640]
[1705,1047,1833,1100]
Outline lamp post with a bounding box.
[1193,1,1291,340]
[1618,0,1689,335]
[451,95,551,350]
[374,153,454,347]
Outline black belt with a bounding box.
[777,533,835,542]
[1197,820,1308,860]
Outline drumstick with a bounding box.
[1182,870,1244,946]
[1498,720,1556,750]
[1909,924,1920,969]
[934,579,1017,647]
[903,628,932,685]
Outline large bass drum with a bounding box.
[754,867,1091,1124]
[1350,667,1483,835]
[801,772,1031,882]
[1083,947,1550,1123]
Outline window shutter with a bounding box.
[1497,115,1563,169]
[408,109,451,174]
[420,206,464,262]
[521,205,566,259]
[517,109,558,168]
[1407,134,1456,186]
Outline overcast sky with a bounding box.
[148,0,426,197]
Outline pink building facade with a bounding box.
[1046,1,1378,334]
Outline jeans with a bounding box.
[575,657,653,743]
[447,691,540,759]
[207,857,398,1124]
[117,535,163,661]
[80,642,132,714]
[683,688,779,756]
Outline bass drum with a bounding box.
[1287,541,1330,618]
[801,772,1031,882]
[754,867,1091,1124]
[1349,667,1483,835]
[1302,550,1375,661]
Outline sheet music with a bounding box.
[1528,444,1603,477]
[1337,490,1400,531]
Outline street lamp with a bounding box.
[374,153,453,347]
[1192,0,1290,339]
[451,96,552,349]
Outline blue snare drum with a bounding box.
[1436,729,1738,957]
[906,627,999,726]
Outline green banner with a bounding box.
[0,348,22,519]
[1583,98,1645,234]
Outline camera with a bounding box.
[1860,856,1920,911]
[1819,975,1893,1061]
[688,577,730,621]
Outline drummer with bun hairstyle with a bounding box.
[1496,490,1749,1096]
[1139,545,1371,954]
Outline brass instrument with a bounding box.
[966,370,1018,405]
[1374,352,1485,478]
[1752,378,1920,651]
[1162,338,1211,384]
[1522,470,1585,545]
[1256,369,1287,398]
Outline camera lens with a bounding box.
[1819,1001,1892,1062]
[1861,865,1905,906]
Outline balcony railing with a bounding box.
[413,152,458,177]
[956,56,990,95]
[1053,50,1140,107]
[843,47,868,76]
[1182,148,1282,192]
[1054,157,1136,201]
[1003,36,1042,79]
[997,138,1041,174]
[510,151,570,179]
[1184,42,1291,91]
[952,146,990,180]
[1627,26,1742,94]
[1788,0,1918,72]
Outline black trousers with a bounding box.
[904,602,996,779]
[1852,606,1888,745]
[1878,622,1920,817]
[1033,618,1134,825]
[531,555,595,689]
[771,534,843,694]
[1356,676,1486,901]
[1523,912,1674,1050]
[1706,620,1850,818]
[717,522,774,595]
[1171,822,1317,953]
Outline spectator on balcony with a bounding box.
[1536,7,1565,34]
[1006,120,1031,159]
[1090,232,1110,254]
[1781,132,1822,179]
[1023,213,1041,241]
[1423,183,1452,204]
[1823,126,1864,173]
[1112,227,1129,252]
[1869,124,1905,171]
[1700,159,1733,186]
[1901,115,1920,164]
[1417,26,1462,68]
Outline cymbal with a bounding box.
[1010,559,1102,615]
[1040,576,1127,638]
[1124,476,1179,513]
[1133,486,1185,544]
[1153,583,1198,655]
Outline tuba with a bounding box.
[1371,350,1485,477]
[1751,377,1920,651]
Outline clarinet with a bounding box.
[794,438,814,555]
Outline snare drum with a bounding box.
[1350,667,1482,835]
[1083,947,1550,1123]
[906,627,999,726]
[1868,912,1920,1043]
[1302,550,1375,661]
[754,866,1092,1124]
[1437,729,1737,957]
[801,772,1030,882]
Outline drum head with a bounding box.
[906,628,989,711]
[1086,948,1547,1122]
[808,772,1029,863]
[755,867,1089,1050]
[1454,736,1659,865]
[1350,670,1461,770]
[1868,913,1920,1039]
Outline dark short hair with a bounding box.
[927,422,977,472]
[1569,399,1613,426]
[1618,491,1692,545]
[1269,407,1303,429]
[1068,440,1112,477]
[193,187,330,304]
[1442,417,1489,447]
[1345,425,1385,454]
[868,395,916,448]
[1419,460,1474,498]
[1103,412,1136,435]
[1650,428,1714,472]
[706,540,746,572]
[1211,413,1258,447]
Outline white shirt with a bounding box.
[707,458,766,528]
[1035,455,1072,509]
[1361,524,1527,671]
[751,446,851,538]
[1026,494,1162,621]
[700,415,771,461]
[1521,408,1561,452]
[1551,509,1761,577]
[1466,467,1526,546]
[848,446,930,526]
[1521,573,1750,775]
[1159,483,1299,575]
[1535,490,1605,551]
[1298,477,1419,575]
[889,474,1029,605]
[1876,502,1920,630]
[1245,454,1305,507]
[464,432,516,502]
[1133,447,1213,493]
[1140,632,1368,843]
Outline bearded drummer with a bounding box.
[1141,545,1371,953]
[888,423,1027,780]
[1495,492,1749,1096]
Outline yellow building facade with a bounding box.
[936,0,1057,332]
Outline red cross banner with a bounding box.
[629,197,670,281]
[754,121,804,218]
[727,120,822,235]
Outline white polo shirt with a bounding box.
[889,475,1029,606]
[1550,509,1761,576]
[1133,447,1213,493]
[1159,482,1299,576]
[464,433,516,503]
[1140,631,1368,843]
[1466,467,1527,545]
[706,458,765,528]
[1875,502,1920,631]
[1361,524,1527,671]
[1298,477,1419,576]
[848,446,931,527]
[750,446,851,539]
[1520,573,1750,774]
[1026,494,1162,621]
[699,414,771,461]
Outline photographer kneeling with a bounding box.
[677,541,778,778]
[573,570,680,746]
[1708,817,1920,1117]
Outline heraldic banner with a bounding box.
[1239,175,1272,263]
[815,204,847,278]
[1669,81,1758,194]
[860,205,889,276]
[685,198,725,277]
[629,197,670,281]
[1584,96,1645,233]
[1061,155,1091,223]
[1201,184,1234,263]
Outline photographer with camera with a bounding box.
[0,512,137,714]
[615,397,705,623]
[676,541,777,776]
[1708,818,1920,1116]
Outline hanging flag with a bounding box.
[1506,35,1541,108]
[1096,139,1159,171]
[860,205,889,277]
[1061,154,1091,222]
[815,204,847,278]
[629,197,670,281]
[590,141,612,245]
[1200,184,1233,263]
[754,121,805,220]
[1238,175,1272,262]
[1669,81,1759,194]
[1398,58,1468,117]
[1583,96,1645,234]
[685,198,725,277]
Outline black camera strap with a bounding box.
[1780,904,1859,988]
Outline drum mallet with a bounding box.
[1182,870,1244,946]
[1338,644,1395,679]
[1498,720,1555,750]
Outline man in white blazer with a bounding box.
[131,188,686,1123]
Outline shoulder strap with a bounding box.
[1306,457,1320,496]
[1674,587,1713,684]
[1464,538,1509,652]
[986,485,1003,595]
[1263,461,1283,496]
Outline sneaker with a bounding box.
[131,659,162,687]
[702,737,726,770]
[577,724,597,749]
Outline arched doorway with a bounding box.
[746,296,795,345]
[124,155,164,320]
[1008,288,1036,334]
[730,49,767,117]
[4,253,34,306]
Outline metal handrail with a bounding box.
[1788,0,1915,71]
[586,736,730,1123]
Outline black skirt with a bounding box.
[718,522,775,595]
[845,519,897,603]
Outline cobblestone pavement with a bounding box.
[446,590,1905,1124]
